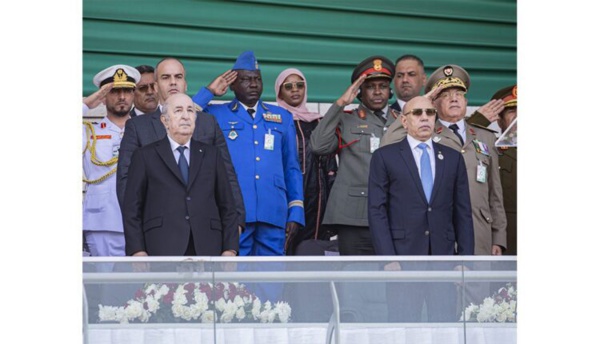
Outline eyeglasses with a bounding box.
[136,83,156,93]
[437,90,466,100]
[283,81,305,91]
[403,108,437,117]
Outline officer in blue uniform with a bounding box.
[193,51,304,256]
[83,64,140,259]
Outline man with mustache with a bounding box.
[122,93,238,257]
[117,58,246,233]
[129,65,158,117]
[310,56,396,255]
[83,64,140,258]
[390,55,427,116]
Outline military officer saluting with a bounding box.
[492,84,517,255]
[192,51,304,257]
[310,56,396,255]
[83,64,140,258]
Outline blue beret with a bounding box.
[232,51,260,71]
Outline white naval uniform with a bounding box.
[82,116,125,257]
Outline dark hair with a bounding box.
[394,54,425,68]
[135,65,154,74]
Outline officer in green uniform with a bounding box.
[492,85,517,255]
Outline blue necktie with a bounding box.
[418,143,433,202]
[177,146,189,184]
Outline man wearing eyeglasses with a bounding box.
[368,95,474,321]
[310,55,396,256]
[129,65,158,117]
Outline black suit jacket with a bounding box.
[123,137,238,256]
[117,108,245,227]
[368,138,474,256]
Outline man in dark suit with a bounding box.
[123,93,238,256]
[117,57,246,231]
[368,95,474,322]
[129,65,158,117]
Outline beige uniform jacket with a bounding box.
[381,119,507,254]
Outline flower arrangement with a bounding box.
[460,283,517,323]
[98,282,291,324]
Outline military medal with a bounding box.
[228,130,238,140]
[263,112,282,123]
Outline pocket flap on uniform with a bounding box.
[348,187,368,197]
[143,216,162,232]
[350,127,375,135]
[391,229,405,239]
[274,175,287,191]
[210,219,222,231]
[479,208,493,224]
[221,122,245,131]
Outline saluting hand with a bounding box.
[336,74,367,107]
[207,69,238,96]
[424,85,443,101]
[476,99,505,123]
[83,83,113,110]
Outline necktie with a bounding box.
[374,110,386,124]
[177,146,189,184]
[418,143,433,203]
[449,124,464,146]
[247,108,255,119]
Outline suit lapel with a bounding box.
[150,108,167,139]
[155,137,187,186]
[187,140,205,189]
[399,139,428,204]
[430,142,445,203]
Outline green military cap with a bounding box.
[425,64,470,93]
[492,85,517,108]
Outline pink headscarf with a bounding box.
[275,68,322,123]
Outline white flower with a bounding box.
[201,310,215,323]
[215,298,226,312]
[235,307,246,321]
[252,298,262,319]
[274,302,291,323]
[233,295,245,308]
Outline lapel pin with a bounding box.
[437,151,444,160]
[433,136,441,143]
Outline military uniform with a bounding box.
[82,64,140,257]
[310,55,396,255]
[193,51,304,256]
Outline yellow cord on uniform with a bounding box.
[83,121,118,184]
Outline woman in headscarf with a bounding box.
[275,68,337,255]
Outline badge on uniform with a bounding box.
[476,159,487,183]
[472,139,490,156]
[228,130,238,140]
[263,112,282,123]
[369,133,380,153]
[112,145,120,158]
[264,129,275,150]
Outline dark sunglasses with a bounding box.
[283,81,305,91]
[136,83,156,93]
[403,108,437,117]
